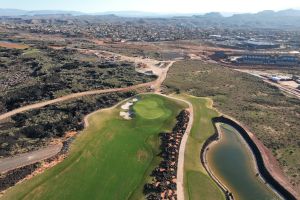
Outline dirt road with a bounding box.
[0,81,154,121]
[0,144,62,174]
[0,48,173,121]
[93,50,174,83]
[154,61,175,93]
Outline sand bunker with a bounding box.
[120,98,139,120]
[121,102,133,110]
[120,111,132,120]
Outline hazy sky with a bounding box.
[1,0,300,13]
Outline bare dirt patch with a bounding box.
[279,81,299,89]
[0,42,28,49]
[137,150,148,162]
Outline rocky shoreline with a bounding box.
[200,121,234,200]
[201,115,298,200]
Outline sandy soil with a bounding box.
[279,81,299,89]
[121,102,133,110]
[0,41,29,49]
[120,99,138,120]
[120,111,132,120]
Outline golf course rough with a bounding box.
[1,94,187,200]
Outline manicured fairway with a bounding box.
[2,94,187,200]
[171,94,225,200]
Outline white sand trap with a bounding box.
[120,111,132,120]
[121,102,133,110]
[120,99,138,120]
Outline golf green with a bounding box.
[134,98,166,119]
[1,94,187,200]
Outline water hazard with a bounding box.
[207,123,280,200]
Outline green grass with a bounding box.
[134,99,166,119]
[1,94,187,200]
[171,94,225,200]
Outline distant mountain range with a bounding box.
[1,9,203,17]
[1,8,300,29]
[0,9,84,16]
[1,8,300,18]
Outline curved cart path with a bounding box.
[176,99,193,200]
[0,144,62,174]
[159,94,194,200]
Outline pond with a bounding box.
[206,123,280,200]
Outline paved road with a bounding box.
[235,69,300,100]
[0,144,62,174]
